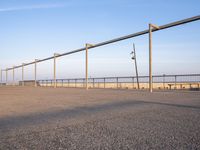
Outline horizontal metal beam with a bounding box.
[5,15,200,71]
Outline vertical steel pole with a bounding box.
[22,64,24,86]
[133,44,140,89]
[163,74,165,89]
[0,69,2,86]
[149,24,153,93]
[54,54,56,88]
[85,44,90,90]
[34,59,37,87]
[148,23,159,92]
[104,78,106,88]
[93,78,95,88]
[13,67,15,86]
[6,69,8,86]
[85,44,88,90]
[175,75,177,89]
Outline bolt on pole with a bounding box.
[149,23,159,93]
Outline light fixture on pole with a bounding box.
[130,43,140,89]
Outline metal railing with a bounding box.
[37,74,200,90]
[1,15,200,92]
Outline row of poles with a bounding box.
[0,44,93,89]
[1,15,200,92]
[0,37,149,90]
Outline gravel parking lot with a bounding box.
[0,87,200,149]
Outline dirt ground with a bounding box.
[0,86,200,149]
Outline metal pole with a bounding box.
[34,59,38,87]
[54,55,56,88]
[175,75,177,89]
[163,74,165,89]
[85,43,93,90]
[133,43,140,89]
[22,64,24,86]
[13,67,15,86]
[104,78,106,88]
[53,53,59,88]
[149,24,159,93]
[0,69,2,86]
[149,24,153,92]
[6,69,8,86]
[85,44,88,90]
[3,15,200,72]
[117,77,119,89]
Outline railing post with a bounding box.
[117,77,119,89]
[132,77,134,89]
[93,78,95,88]
[104,78,106,88]
[163,74,165,89]
[175,75,177,89]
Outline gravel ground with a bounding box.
[0,87,200,150]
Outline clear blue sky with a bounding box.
[0,0,200,81]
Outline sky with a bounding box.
[0,0,200,82]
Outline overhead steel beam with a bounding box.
[4,15,200,71]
